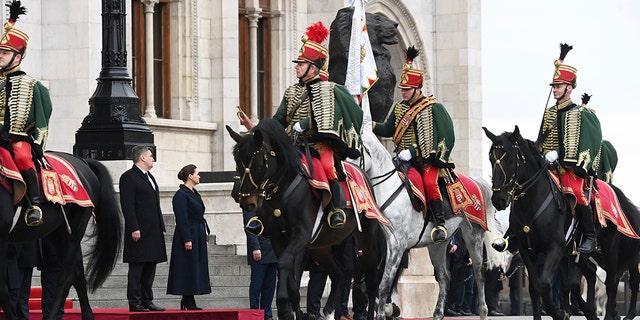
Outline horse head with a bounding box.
[482,126,527,210]
[227,124,278,211]
[227,119,300,212]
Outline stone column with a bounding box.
[142,0,159,118]
[246,1,262,122]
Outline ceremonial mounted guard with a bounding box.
[372,46,456,243]
[262,21,363,231]
[0,0,53,227]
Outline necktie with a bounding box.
[146,172,156,190]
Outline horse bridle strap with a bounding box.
[521,192,554,252]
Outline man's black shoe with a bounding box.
[488,310,504,316]
[458,310,473,316]
[444,308,460,317]
[143,303,165,311]
[129,304,149,312]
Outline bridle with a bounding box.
[490,140,553,203]
[490,143,524,202]
[236,143,280,201]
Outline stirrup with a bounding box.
[327,208,346,229]
[25,206,43,227]
[430,225,448,242]
[491,235,509,252]
[245,216,264,236]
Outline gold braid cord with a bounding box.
[7,75,37,139]
[540,107,558,154]
[563,107,582,163]
[284,85,311,133]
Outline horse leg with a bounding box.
[538,248,568,320]
[463,226,487,320]
[604,272,622,320]
[352,224,384,320]
[625,261,640,320]
[428,242,449,320]
[519,252,543,320]
[375,244,403,320]
[0,241,18,320]
[574,256,597,320]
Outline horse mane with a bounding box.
[251,118,302,179]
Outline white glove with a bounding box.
[398,149,412,161]
[293,122,304,133]
[545,150,559,162]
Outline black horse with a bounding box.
[227,119,383,320]
[0,152,122,320]
[484,126,640,320]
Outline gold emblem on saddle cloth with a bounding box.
[41,168,66,205]
[446,178,472,216]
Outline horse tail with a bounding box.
[84,158,123,292]
[477,177,511,270]
[610,183,640,235]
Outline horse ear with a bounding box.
[253,128,264,146]
[226,125,243,143]
[513,125,520,137]
[482,127,497,142]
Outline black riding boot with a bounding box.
[245,216,264,236]
[576,205,596,253]
[327,179,346,228]
[429,199,447,242]
[22,169,43,226]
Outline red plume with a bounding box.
[305,21,329,44]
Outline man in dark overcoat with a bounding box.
[119,145,167,312]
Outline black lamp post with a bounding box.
[74,0,155,160]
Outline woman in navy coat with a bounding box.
[166,164,211,309]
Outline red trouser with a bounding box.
[421,163,442,202]
[12,141,36,171]
[559,169,589,206]
[313,143,338,180]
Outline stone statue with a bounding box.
[329,7,399,122]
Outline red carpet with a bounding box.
[23,308,264,320]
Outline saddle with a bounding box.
[300,154,390,225]
[396,162,488,230]
[0,148,93,208]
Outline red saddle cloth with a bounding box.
[593,180,639,239]
[549,171,638,239]
[300,155,390,226]
[0,148,93,208]
[399,167,488,230]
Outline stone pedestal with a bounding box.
[393,247,438,318]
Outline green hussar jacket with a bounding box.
[372,94,455,168]
[273,77,363,159]
[593,140,617,184]
[537,99,602,177]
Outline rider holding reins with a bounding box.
[372,46,455,243]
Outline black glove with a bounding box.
[32,143,44,160]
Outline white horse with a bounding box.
[358,129,509,320]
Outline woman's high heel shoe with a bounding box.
[180,296,203,310]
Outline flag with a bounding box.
[344,0,378,132]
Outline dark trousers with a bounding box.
[306,266,328,317]
[127,262,158,306]
[8,267,33,320]
[41,268,64,320]
[249,263,278,319]
[485,268,503,312]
